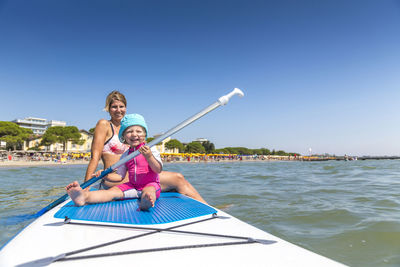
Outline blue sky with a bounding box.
[1,0,399,156]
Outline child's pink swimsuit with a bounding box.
[116,143,162,198]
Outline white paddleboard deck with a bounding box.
[0,193,346,267]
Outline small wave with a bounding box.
[249,175,276,180]
[323,166,335,170]
[362,166,377,170]
[305,188,352,195]
[222,193,260,200]
[374,199,399,208]
[285,208,362,227]
[353,196,373,203]
[214,203,234,211]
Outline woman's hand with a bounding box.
[93,169,103,177]
[93,169,119,182]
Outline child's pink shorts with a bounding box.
[116,182,161,199]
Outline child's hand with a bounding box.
[139,145,153,159]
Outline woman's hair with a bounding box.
[104,90,127,112]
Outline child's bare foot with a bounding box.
[65,181,87,206]
[139,191,155,211]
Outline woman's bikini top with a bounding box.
[102,122,129,155]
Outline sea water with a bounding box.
[0,160,399,266]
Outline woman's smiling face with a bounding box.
[109,100,126,121]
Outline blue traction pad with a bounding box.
[54,192,217,225]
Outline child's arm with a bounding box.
[139,145,163,173]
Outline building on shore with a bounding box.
[23,130,93,153]
[194,138,208,144]
[12,117,66,135]
[151,135,178,154]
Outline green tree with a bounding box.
[236,147,252,155]
[224,147,238,154]
[201,141,215,154]
[89,127,95,134]
[213,146,300,156]
[0,121,33,150]
[276,150,287,156]
[185,142,206,153]
[224,147,252,155]
[40,126,84,152]
[147,137,155,143]
[165,139,184,152]
[261,148,271,155]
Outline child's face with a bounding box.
[123,125,146,147]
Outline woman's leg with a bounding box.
[159,171,207,204]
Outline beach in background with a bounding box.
[0,160,89,167]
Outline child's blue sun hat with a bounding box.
[119,113,148,142]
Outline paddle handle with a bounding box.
[218,88,244,105]
[111,88,244,169]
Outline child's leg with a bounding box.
[66,181,123,206]
[66,181,87,206]
[139,185,157,211]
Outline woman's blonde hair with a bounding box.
[104,90,127,112]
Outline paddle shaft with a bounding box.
[35,88,244,217]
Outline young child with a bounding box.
[66,113,162,210]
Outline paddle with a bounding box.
[31,88,244,218]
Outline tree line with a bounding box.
[0,121,299,155]
[0,121,83,151]
[156,138,299,156]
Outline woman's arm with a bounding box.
[92,169,124,183]
[103,172,125,182]
[84,119,110,182]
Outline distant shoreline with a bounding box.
[0,160,90,168]
[0,158,276,168]
[1,155,399,168]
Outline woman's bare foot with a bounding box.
[65,181,87,206]
[139,190,156,211]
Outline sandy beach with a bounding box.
[0,160,90,168]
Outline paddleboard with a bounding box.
[0,192,347,266]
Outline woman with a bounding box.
[84,90,206,203]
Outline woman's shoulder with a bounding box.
[93,119,112,137]
[95,119,111,128]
